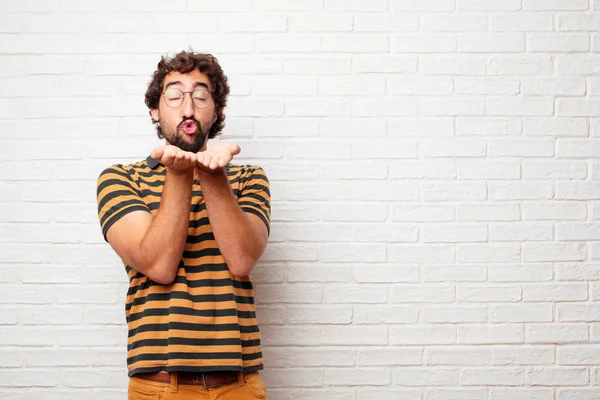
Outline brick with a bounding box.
[525,323,589,344]
[393,0,455,11]
[455,78,520,95]
[354,14,419,33]
[459,33,525,53]
[353,97,418,116]
[393,34,457,53]
[287,305,352,324]
[323,34,388,53]
[388,77,453,95]
[353,305,418,324]
[257,34,321,53]
[490,388,555,400]
[490,223,554,242]
[524,0,589,10]
[491,13,554,31]
[353,224,418,243]
[461,368,525,385]
[422,306,487,323]
[523,201,587,220]
[523,160,587,179]
[422,182,486,201]
[319,244,386,263]
[556,55,600,75]
[425,347,491,366]
[421,224,487,243]
[323,285,388,304]
[285,263,352,283]
[493,346,555,366]
[557,181,600,200]
[325,0,387,11]
[421,138,486,157]
[458,0,521,10]
[254,283,322,304]
[457,244,520,263]
[528,367,589,386]
[358,348,421,366]
[490,305,553,323]
[423,14,488,32]
[389,245,455,263]
[390,160,456,179]
[321,118,386,137]
[455,117,522,136]
[459,325,524,344]
[558,345,600,365]
[392,368,459,386]
[325,369,390,386]
[528,33,590,52]
[557,263,600,281]
[557,304,600,322]
[558,14,600,31]
[522,78,586,96]
[353,55,417,73]
[390,325,457,345]
[421,55,487,75]
[488,56,553,75]
[458,284,523,301]
[353,265,418,283]
[489,181,554,200]
[423,265,487,282]
[557,99,600,117]
[390,285,455,303]
[458,160,520,179]
[255,0,322,10]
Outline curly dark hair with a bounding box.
[145,50,230,139]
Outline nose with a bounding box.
[181,92,194,118]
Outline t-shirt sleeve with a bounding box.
[238,166,271,235]
[96,165,150,241]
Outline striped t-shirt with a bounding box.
[96,156,270,377]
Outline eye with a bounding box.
[192,90,210,101]
[165,89,183,101]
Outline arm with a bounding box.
[196,143,269,277]
[104,146,197,285]
[198,168,268,277]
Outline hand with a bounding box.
[150,145,197,175]
[196,142,241,173]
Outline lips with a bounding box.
[181,120,198,135]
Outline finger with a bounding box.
[150,146,164,159]
[202,154,213,168]
[217,154,229,168]
[228,143,241,156]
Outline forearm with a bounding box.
[137,170,193,284]
[198,169,266,277]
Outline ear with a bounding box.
[212,112,217,124]
[150,109,159,123]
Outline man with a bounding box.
[96,51,270,399]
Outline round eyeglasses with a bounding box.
[162,88,213,109]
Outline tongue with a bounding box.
[182,121,197,135]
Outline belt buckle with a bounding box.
[201,372,223,388]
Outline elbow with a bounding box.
[136,261,178,285]
[228,256,258,278]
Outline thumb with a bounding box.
[150,146,164,160]
[228,144,241,156]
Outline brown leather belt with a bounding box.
[135,371,239,388]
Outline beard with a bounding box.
[158,117,207,153]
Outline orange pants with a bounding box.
[128,371,268,400]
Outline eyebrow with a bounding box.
[165,81,210,91]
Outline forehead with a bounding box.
[163,70,212,91]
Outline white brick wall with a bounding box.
[0,0,599,398]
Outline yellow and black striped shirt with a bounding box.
[96,156,270,377]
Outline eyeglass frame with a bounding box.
[161,88,214,109]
